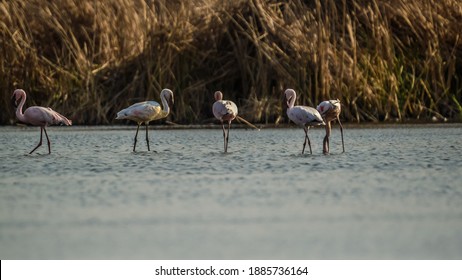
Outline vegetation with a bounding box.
[1,0,462,125]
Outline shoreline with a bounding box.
[1,121,461,131]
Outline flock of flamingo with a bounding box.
[11,88,344,155]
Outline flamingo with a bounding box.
[116,88,174,152]
[317,99,345,154]
[284,89,325,154]
[11,89,72,154]
[212,91,238,153]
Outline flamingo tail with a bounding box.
[49,109,72,125]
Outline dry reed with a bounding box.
[1,0,461,125]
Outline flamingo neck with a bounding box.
[160,94,170,116]
[15,93,27,123]
[287,94,296,109]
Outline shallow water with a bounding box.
[1,124,462,259]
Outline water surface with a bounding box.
[1,124,461,259]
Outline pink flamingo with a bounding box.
[317,99,345,154]
[11,89,72,154]
[116,88,174,152]
[284,89,325,154]
[212,91,238,153]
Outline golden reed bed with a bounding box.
[1,0,461,125]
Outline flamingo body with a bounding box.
[11,89,72,154]
[116,88,174,152]
[287,105,323,127]
[317,99,344,154]
[22,106,71,126]
[212,91,238,153]
[116,101,163,123]
[284,89,324,154]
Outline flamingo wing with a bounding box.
[317,101,332,115]
[24,106,71,126]
[116,101,162,123]
[317,100,341,120]
[288,106,324,126]
[213,100,238,121]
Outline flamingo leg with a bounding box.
[337,116,345,153]
[225,121,231,153]
[133,123,140,152]
[43,127,51,154]
[302,127,312,155]
[145,123,150,151]
[323,121,331,155]
[307,127,312,154]
[221,122,227,153]
[30,127,43,154]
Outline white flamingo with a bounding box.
[11,89,72,154]
[284,89,325,154]
[317,99,344,154]
[212,91,238,153]
[116,88,174,152]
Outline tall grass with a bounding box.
[1,0,461,124]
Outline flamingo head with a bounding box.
[214,91,223,101]
[11,89,26,108]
